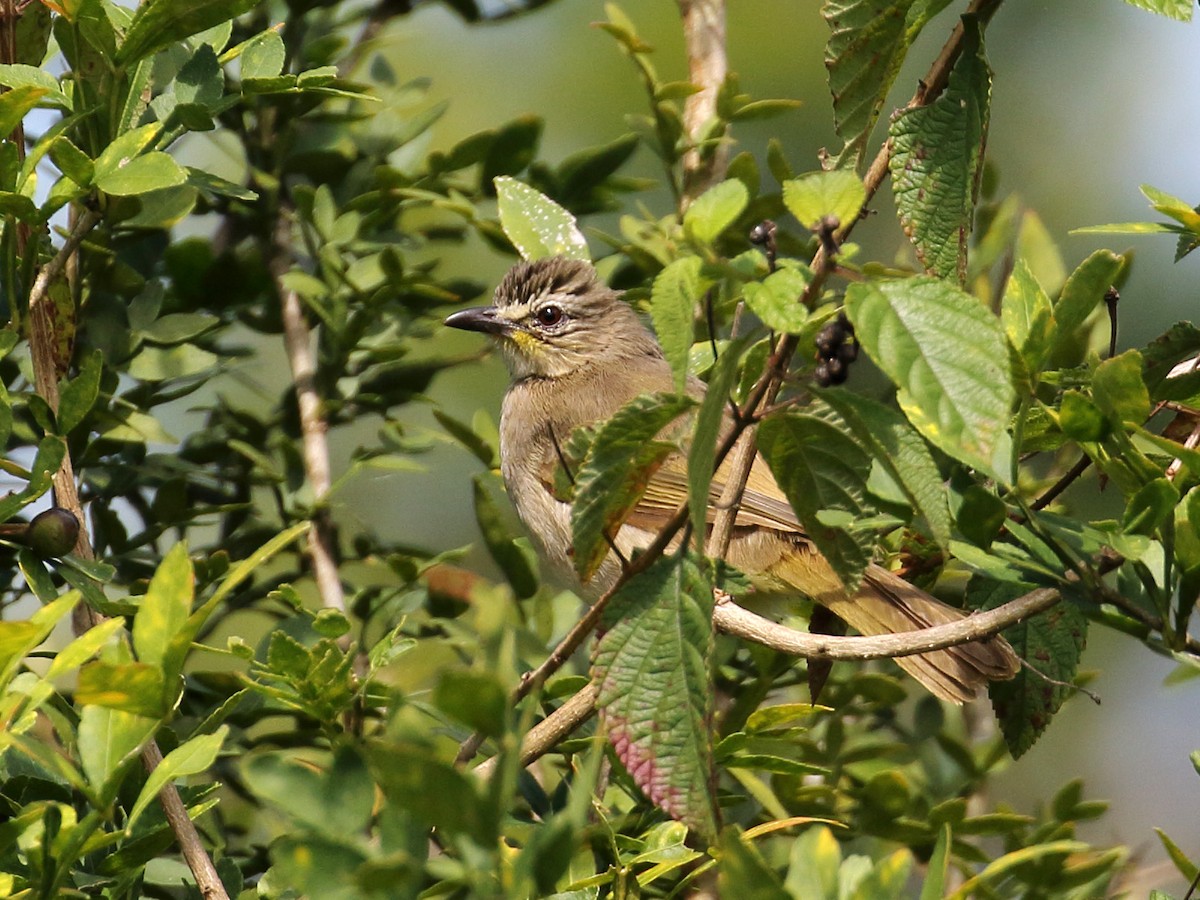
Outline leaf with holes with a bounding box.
[758,412,875,590]
[495,176,588,261]
[592,553,717,842]
[822,0,953,169]
[888,17,990,283]
[845,277,1015,483]
[571,394,695,582]
[977,577,1085,758]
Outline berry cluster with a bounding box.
[814,312,857,387]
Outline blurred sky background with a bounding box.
[323,0,1200,888]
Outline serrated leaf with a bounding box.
[494,176,588,261]
[822,0,951,169]
[1053,250,1124,350]
[683,179,748,245]
[782,170,865,230]
[117,0,261,66]
[571,393,695,581]
[845,277,1015,482]
[888,16,990,283]
[742,266,811,334]
[592,553,717,842]
[758,412,874,589]
[1093,349,1150,423]
[977,577,1085,758]
[651,256,705,393]
[1001,259,1054,388]
[818,389,951,548]
[1123,0,1193,20]
[127,727,228,830]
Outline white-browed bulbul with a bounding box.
[445,256,1019,702]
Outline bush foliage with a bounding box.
[1,0,1198,898]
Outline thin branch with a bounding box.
[473,681,599,779]
[270,213,347,616]
[1031,455,1092,511]
[141,742,230,900]
[677,0,728,206]
[478,582,1056,777]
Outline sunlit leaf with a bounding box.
[495,176,588,261]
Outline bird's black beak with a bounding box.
[444,306,509,336]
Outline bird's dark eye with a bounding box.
[534,304,564,327]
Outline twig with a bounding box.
[473,681,600,779]
[677,0,728,206]
[141,742,229,900]
[270,213,347,616]
[1031,455,1092,511]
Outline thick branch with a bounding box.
[270,214,347,615]
[677,0,728,206]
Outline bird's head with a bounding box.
[444,257,660,380]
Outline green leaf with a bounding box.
[0,64,70,109]
[1059,390,1108,443]
[1155,827,1199,882]
[717,829,791,899]
[571,393,695,582]
[132,543,194,670]
[683,179,748,245]
[0,84,49,135]
[76,705,157,800]
[117,0,261,66]
[758,412,874,589]
[49,136,93,186]
[127,727,229,830]
[1053,250,1125,349]
[128,343,218,381]
[434,669,507,739]
[784,825,842,898]
[368,741,493,844]
[0,593,77,688]
[482,115,542,185]
[243,747,375,839]
[818,389,952,547]
[957,485,1006,548]
[822,0,953,169]
[651,256,705,393]
[782,170,865,230]
[0,436,66,524]
[473,473,538,599]
[1093,349,1150,423]
[978,578,1086,758]
[494,176,588,261]
[688,338,749,548]
[919,824,952,900]
[76,661,168,717]
[236,29,285,78]
[592,553,717,842]
[741,265,811,334]
[57,349,102,434]
[888,16,990,283]
[845,277,1015,482]
[1123,0,1193,20]
[94,151,187,197]
[139,312,220,344]
[1122,478,1178,536]
[1001,259,1054,388]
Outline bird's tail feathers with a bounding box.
[818,564,1020,704]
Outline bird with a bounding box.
[444,256,1019,702]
